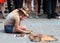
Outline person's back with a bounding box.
[0,0,6,19]
[4,9,20,33]
[4,9,19,25]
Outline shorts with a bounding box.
[4,25,14,33]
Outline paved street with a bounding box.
[0,18,60,43]
[0,0,60,43]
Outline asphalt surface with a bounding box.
[0,17,60,43]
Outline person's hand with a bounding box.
[24,30,32,34]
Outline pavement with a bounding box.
[0,1,60,43]
[0,17,60,43]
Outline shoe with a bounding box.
[47,17,51,19]
[43,11,47,14]
[47,15,52,19]
[2,16,6,19]
[51,16,56,18]
[57,16,60,19]
[51,13,60,19]
[35,15,39,19]
[47,15,56,19]
[47,13,59,19]
[54,13,59,16]
[28,14,33,18]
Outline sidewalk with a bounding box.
[0,18,60,43]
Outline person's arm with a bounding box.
[14,16,31,33]
[30,32,38,36]
[14,16,26,32]
[14,16,21,31]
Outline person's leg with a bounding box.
[18,0,23,8]
[51,0,58,17]
[27,0,31,11]
[58,0,60,2]
[58,0,60,13]
[25,0,27,3]
[46,0,59,19]
[38,0,41,13]
[34,0,38,13]
[52,0,57,17]
[7,0,12,13]
[26,0,32,18]
[13,0,23,9]
[46,0,52,19]
[13,0,18,9]
[43,0,47,14]
[1,3,6,19]
[34,0,40,18]
[24,0,28,6]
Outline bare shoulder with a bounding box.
[13,15,20,22]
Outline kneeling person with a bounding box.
[4,7,32,33]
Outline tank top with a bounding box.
[4,9,19,25]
